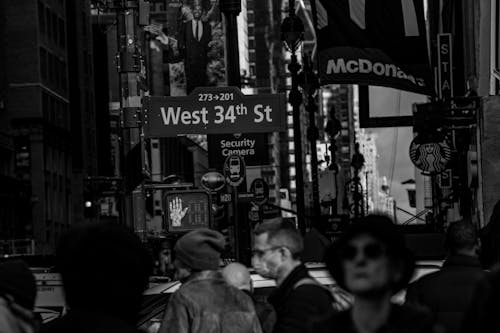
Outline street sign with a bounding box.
[223,154,246,187]
[219,192,232,204]
[208,133,269,169]
[437,33,453,100]
[164,190,211,232]
[143,86,287,137]
[237,192,255,202]
[438,169,452,189]
[250,178,269,205]
[248,205,261,222]
[200,171,226,192]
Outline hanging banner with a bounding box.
[312,0,432,95]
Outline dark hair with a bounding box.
[56,222,152,323]
[325,214,415,294]
[254,220,303,259]
[446,220,478,253]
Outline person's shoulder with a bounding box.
[308,310,351,333]
[394,303,435,323]
[293,281,331,298]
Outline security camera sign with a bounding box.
[223,154,246,187]
[143,86,286,137]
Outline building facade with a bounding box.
[0,0,99,253]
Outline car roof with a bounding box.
[143,260,443,296]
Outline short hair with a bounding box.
[446,220,478,252]
[254,220,303,259]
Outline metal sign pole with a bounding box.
[232,184,240,262]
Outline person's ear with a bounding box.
[279,247,292,261]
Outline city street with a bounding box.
[1,0,500,332]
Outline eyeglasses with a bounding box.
[252,246,281,259]
[340,243,385,261]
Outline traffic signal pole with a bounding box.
[220,0,252,265]
[115,0,145,228]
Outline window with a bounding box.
[48,53,54,83]
[45,8,51,38]
[52,13,58,43]
[38,1,46,34]
[61,62,67,91]
[58,17,65,47]
[40,47,47,80]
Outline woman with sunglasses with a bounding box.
[310,214,442,333]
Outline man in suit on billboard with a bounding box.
[179,3,212,94]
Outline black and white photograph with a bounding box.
[0,0,499,332]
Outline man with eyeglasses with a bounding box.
[252,221,334,333]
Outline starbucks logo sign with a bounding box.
[409,136,453,174]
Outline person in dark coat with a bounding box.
[461,264,500,332]
[222,262,276,333]
[178,2,212,93]
[41,222,152,333]
[252,220,333,333]
[405,220,486,333]
[0,260,38,333]
[311,214,441,333]
[158,229,261,333]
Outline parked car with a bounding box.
[30,261,442,328]
[137,261,442,333]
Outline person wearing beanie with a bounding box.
[0,260,38,333]
[159,228,263,333]
[309,214,442,333]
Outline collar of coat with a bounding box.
[443,254,482,268]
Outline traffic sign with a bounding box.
[248,205,261,222]
[250,178,269,205]
[164,190,211,232]
[143,86,287,137]
[223,154,246,187]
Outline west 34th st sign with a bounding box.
[143,86,287,137]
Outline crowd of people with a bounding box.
[1,214,500,332]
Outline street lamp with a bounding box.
[302,55,321,224]
[325,106,341,215]
[281,1,306,234]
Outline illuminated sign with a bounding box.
[164,191,211,232]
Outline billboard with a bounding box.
[146,0,225,96]
[312,0,432,95]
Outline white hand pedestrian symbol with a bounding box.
[169,197,189,227]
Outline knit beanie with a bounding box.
[174,229,225,271]
[0,260,37,310]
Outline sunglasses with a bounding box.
[340,242,385,261]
